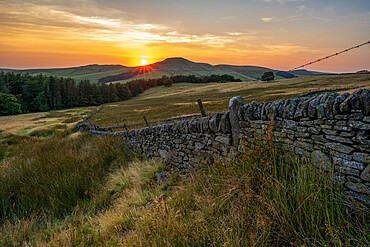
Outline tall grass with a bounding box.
[0,133,133,221]
[0,129,368,246]
[119,129,368,246]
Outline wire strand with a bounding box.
[289,40,370,71]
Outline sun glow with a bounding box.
[140,59,148,66]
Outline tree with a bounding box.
[0,92,22,115]
[108,83,119,102]
[261,72,275,82]
[163,78,174,87]
[116,83,132,101]
[32,92,50,112]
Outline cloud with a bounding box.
[0,2,237,49]
[261,15,299,23]
[261,17,274,22]
[226,32,242,36]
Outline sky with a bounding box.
[0,0,369,72]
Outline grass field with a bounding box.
[0,107,96,135]
[0,72,369,246]
[89,73,370,129]
[1,73,369,135]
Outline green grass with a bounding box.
[0,133,134,222]
[0,72,369,246]
[89,73,370,129]
[1,129,367,246]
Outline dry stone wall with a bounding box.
[77,89,370,204]
[232,89,370,204]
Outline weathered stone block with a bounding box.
[299,120,314,126]
[358,88,370,115]
[326,135,353,145]
[335,166,360,176]
[340,132,355,138]
[219,112,231,133]
[349,113,364,120]
[345,182,370,195]
[333,93,349,116]
[320,124,332,129]
[360,166,370,182]
[348,120,369,130]
[346,176,363,183]
[322,129,338,135]
[333,126,352,131]
[159,150,168,160]
[283,119,298,131]
[195,142,205,150]
[325,142,354,154]
[344,190,370,204]
[312,135,326,143]
[339,96,351,114]
[335,115,349,120]
[229,96,245,146]
[215,135,231,145]
[308,97,321,118]
[311,150,331,171]
[317,104,326,119]
[295,132,311,138]
[268,99,285,119]
[353,152,370,164]
[308,127,321,134]
[324,93,339,119]
[282,98,299,120]
[294,141,313,151]
[333,157,364,170]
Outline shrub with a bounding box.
[163,78,174,87]
[262,71,275,81]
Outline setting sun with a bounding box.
[140,59,148,66]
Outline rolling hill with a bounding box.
[0,57,331,83]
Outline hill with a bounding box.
[1,58,331,83]
[291,69,332,76]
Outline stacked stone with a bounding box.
[112,112,232,173]
[235,89,370,204]
[77,88,369,204]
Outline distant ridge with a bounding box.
[1,57,333,83]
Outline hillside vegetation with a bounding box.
[89,72,370,129]
[0,72,369,246]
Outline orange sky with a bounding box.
[0,0,369,72]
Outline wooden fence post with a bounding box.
[197,99,207,117]
[143,116,149,127]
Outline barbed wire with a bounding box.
[289,40,370,71]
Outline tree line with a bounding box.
[0,72,241,116]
